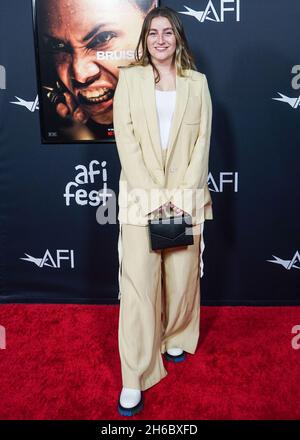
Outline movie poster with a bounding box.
[32,0,158,143]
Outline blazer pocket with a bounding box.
[182,96,201,124]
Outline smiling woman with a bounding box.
[34,0,157,142]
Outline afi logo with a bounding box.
[10,95,39,112]
[267,251,300,270]
[179,0,241,23]
[20,250,75,268]
[208,171,238,192]
[272,65,300,110]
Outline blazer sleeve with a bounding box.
[171,74,212,217]
[113,67,169,215]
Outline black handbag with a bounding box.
[148,213,194,251]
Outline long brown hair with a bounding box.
[126,6,197,83]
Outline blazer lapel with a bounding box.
[140,63,190,171]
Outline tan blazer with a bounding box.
[113,63,213,226]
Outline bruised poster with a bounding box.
[32,0,158,143]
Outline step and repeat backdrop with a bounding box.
[0,0,299,304]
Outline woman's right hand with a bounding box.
[169,202,184,215]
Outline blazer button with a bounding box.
[170,167,177,173]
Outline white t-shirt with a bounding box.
[155,89,176,150]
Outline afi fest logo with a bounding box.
[20,250,75,268]
[267,251,300,271]
[64,160,112,208]
[10,95,39,112]
[273,65,300,110]
[179,0,240,22]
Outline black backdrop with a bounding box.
[0,0,299,304]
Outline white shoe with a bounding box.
[119,387,141,408]
[167,347,183,356]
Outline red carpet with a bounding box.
[0,305,299,420]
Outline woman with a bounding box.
[37,0,156,141]
[114,6,213,416]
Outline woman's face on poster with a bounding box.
[40,0,146,124]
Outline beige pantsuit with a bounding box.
[112,64,213,392]
[118,148,204,391]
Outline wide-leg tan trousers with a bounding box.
[117,148,204,391]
